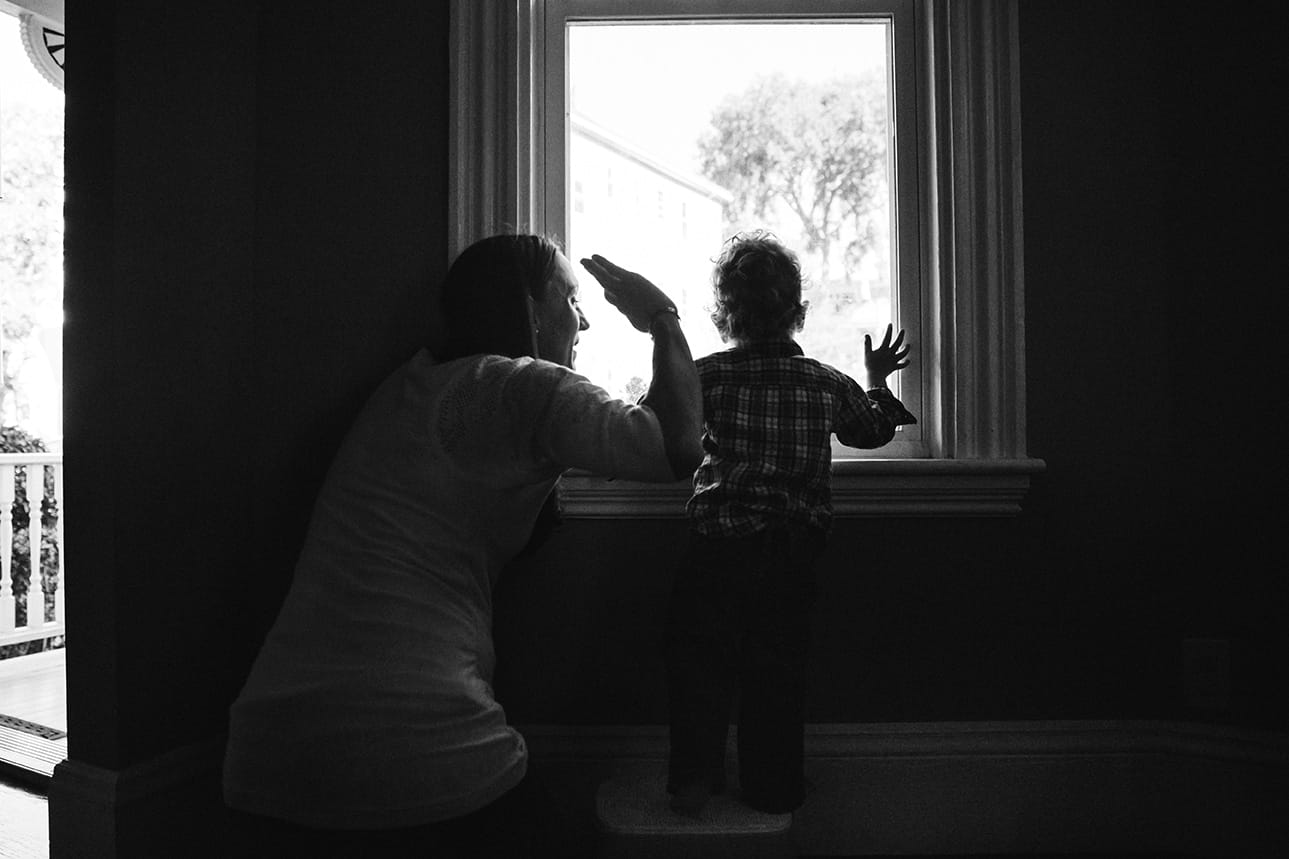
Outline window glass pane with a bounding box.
[567,21,896,407]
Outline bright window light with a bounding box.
[566,21,897,415]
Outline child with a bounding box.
[666,231,916,816]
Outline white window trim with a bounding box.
[449,0,1044,518]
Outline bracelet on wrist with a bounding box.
[648,305,680,332]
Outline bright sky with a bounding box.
[566,21,894,397]
[570,21,888,173]
[0,13,62,109]
[1,11,64,444]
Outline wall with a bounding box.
[62,0,259,771]
[56,2,448,852]
[1017,1,1282,729]
[53,0,1283,855]
[496,3,1286,732]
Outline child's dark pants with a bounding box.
[665,525,824,814]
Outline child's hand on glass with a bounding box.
[864,323,911,388]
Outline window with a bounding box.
[560,12,923,460]
[449,0,1043,517]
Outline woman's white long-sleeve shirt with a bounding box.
[223,351,671,829]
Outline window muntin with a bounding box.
[546,2,925,457]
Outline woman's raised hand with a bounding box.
[580,255,676,333]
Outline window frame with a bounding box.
[553,3,926,459]
[449,0,1044,518]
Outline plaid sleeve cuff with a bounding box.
[867,386,918,426]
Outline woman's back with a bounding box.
[225,352,564,828]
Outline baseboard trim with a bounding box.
[39,721,1289,857]
[519,720,1289,857]
[48,735,226,859]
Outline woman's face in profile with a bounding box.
[534,253,590,369]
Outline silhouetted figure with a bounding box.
[665,231,915,816]
[223,235,701,857]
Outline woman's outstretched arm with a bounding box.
[581,254,703,479]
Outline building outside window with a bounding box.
[568,112,731,404]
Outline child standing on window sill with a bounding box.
[665,231,916,817]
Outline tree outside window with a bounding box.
[1,11,64,450]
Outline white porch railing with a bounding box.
[0,453,65,649]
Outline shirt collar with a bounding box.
[728,339,804,359]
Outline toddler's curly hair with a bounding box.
[709,231,808,343]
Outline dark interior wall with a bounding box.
[64,0,260,770]
[1017,1,1283,728]
[244,1,449,675]
[496,2,1286,731]
[62,0,1283,777]
[63,0,449,769]
[1153,4,1286,720]
[497,0,1161,726]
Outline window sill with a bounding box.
[560,458,1045,519]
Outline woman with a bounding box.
[222,235,701,856]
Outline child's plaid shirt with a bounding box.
[687,339,917,538]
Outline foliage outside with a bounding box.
[1,77,64,430]
[1,23,64,658]
[698,73,895,378]
[0,425,61,658]
[699,73,888,283]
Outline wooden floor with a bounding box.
[0,649,66,734]
[0,778,48,859]
[0,651,61,859]
[0,649,67,784]
[0,765,1196,859]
